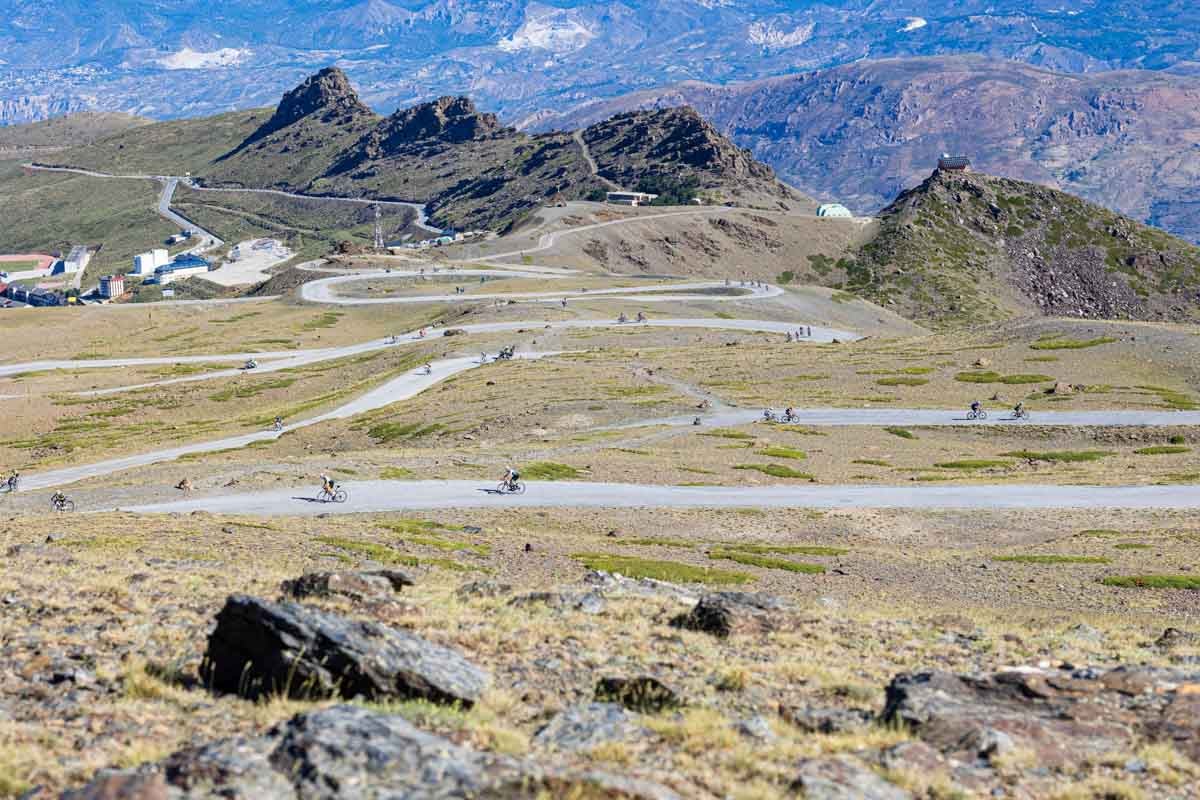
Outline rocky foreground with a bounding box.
[5,537,1197,799]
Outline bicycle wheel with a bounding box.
[511,482,526,495]
[334,489,348,503]
[63,500,75,513]
[978,410,988,420]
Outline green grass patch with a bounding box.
[1029,337,1117,350]
[301,311,343,331]
[934,459,1012,470]
[1024,355,1059,363]
[1101,575,1200,590]
[1001,450,1114,463]
[994,554,1111,565]
[884,427,917,440]
[709,548,825,574]
[1113,543,1151,550]
[314,536,471,572]
[955,371,1054,385]
[379,466,415,480]
[522,462,582,480]
[723,543,848,557]
[756,446,807,460]
[208,376,296,402]
[618,537,695,548]
[572,553,751,585]
[876,376,929,386]
[1136,385,1200,411]
[852,459,891,467]
[699,429,755,440]
[714,311,734,320]
[733,464,813,479]
[366,421,444,444]
[1134,445,1192,455]
[778,426,827,436]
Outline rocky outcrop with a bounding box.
[670,591,794,637]
[243,66,373,146]
[882,666,1200,765]
[534,703,643,753]
[200,595,488,704]
[63,704,682,800]
[375,96,506,146]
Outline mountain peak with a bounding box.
[380,96,506,145]
[245,67,373,145]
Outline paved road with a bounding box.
[616,407,1200,430]
[21,353,549,491]
[123,479,1200,515]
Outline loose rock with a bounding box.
[201,595,488,705]
[670,591,793,637]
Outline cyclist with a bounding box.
[502,467,521,492]
[784,407,796,422]
[617,312,628,324]
[1014,401,1026,419]
[970,400,982,418]
[422,363,433,375]
[51,491,68,510]
[273,416,283,432]
[636,311,646,323]
[320,473,337,497]
[6,470,18,492]
[763,408,776,422]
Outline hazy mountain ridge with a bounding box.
[531,56,1200,243]
[4,0,1200,127]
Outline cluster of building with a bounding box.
[399,229,487,251]
[1,284,68,307]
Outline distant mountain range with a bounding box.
[533,56,1200,243]
[3,0,1200,127]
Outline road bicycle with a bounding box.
[967,408,988,420]
[318,486,348,503]
[50,495,75,513]
[496,479,526,495]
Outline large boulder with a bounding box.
[280,570,413,601]
[201,595,488,705]
[64,705,681,799]
[670,591,794,637]
[534,703,642,753]
[882,666,1200,765]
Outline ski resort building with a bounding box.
[63,246,92,273]
[132,249,170,275]
[937,154,972,172]
[606,191,659,206]
[99,274,126,299]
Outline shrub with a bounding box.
[756,446,807,460]
[724,543,848,556]
[955,371,1053,385]
[884,427,917,440]
[1134,446,1192,455]
[1169,435,1187,445]
[778,270,795,285]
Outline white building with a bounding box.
[606,191,659,207]
[132,248,170,275]
[63,246,92,273]
[99,274,126,299]
[817,203,854,218]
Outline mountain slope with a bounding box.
[42,68,804,232]
[529,56,1200,244]
[841,168,1200,327]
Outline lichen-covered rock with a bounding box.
[670,591,793,637]
[534,703,641,752]
[201,595,488,705]
[280,569,413,601]
[882,666,1200,765]
[791,756,912,800]
[63,705,680,800]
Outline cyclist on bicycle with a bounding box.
[320,473,337,496]
[784,407,796,422]
[970,400,982,417]
[502,467,520,491]
[273,416,283,431]
[1014,401,1025,418]
[763,408,776,422]
[636,311,646,323]
[51,491,67,509]
[7,470,19,491]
